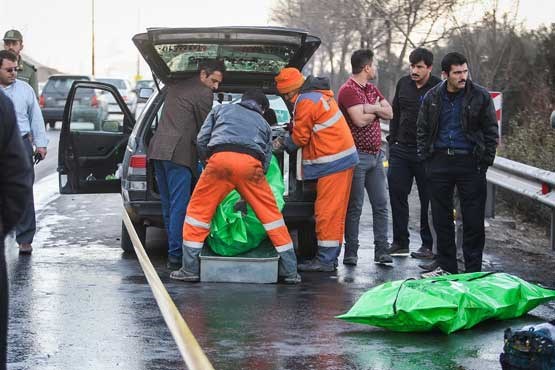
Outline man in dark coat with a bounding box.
[148,60,225,269]
[0,89,31,370]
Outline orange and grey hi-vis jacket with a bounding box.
[284,76,359,180]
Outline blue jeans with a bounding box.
[153,160,193,259]
[344,151,389,257]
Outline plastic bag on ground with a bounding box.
[207,155,284,256]
[336,272,555,334]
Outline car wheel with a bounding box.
[121,220,146,253]
[296,219,317,259]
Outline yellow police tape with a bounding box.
[122,208,215,370]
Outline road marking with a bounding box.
[122,208,215,370]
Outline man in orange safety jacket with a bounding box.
[273,67,359,272]
[170,89,301,284]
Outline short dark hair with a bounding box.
[242,88,269,112]
[351,49,374,74]
[0,50,17,68]
[441,52,468,74]
[409,48,433,67]
[199,59,226,75]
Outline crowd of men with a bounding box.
[0,27,498,368]
[145,44,497,282]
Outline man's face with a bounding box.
[444,63,468,91]
[364,62,377,81]
[4,40,23,55]
[409,61,432,83]
[0,59,18,86]
[200,70,223,91]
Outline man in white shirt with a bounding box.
[0,50,48,254]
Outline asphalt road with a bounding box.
[5,134,555,369]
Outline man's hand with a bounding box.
[36,147,47,159]
[363,103,381,114]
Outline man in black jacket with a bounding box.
[417,52,498,277]
[0,90,31,370]
[387,48,441,259]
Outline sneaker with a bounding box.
[343,256,358,266]
[420,266,450,278]
[280,273,302,284]
[170,269,200,282]
[19,243,32,255]
[418,258,439,272]
[410,245,434,259]
[297,259,336,272]
[386,242,409,256]
[374,253,393,264]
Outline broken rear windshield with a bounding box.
[154,43,298,73]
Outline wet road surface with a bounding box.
[5,172,555,369]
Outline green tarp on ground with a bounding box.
[337,272,555,334]
[207,155,284,256]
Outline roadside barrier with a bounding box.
[380,123,555,250]
[122,208,215,370]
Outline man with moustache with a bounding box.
[3,30,38,97]
[387,48,441,259]
[417,52,498,277]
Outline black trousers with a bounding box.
[387,143,433,248]
[427,152,487,273]
[0,229,7,370]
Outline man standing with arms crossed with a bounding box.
[387,48,441,259]
[337,49,394,265]
[417,52,498,277]
[148,60,225,270]
[3,30,38,98]
[0,50,47,255]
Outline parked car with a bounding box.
[58,26,321,256]
[40,74,92,128]
[96,78,138,115]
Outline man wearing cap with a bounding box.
[0,50,48,255]
[3,30,38,98]
[273,67,358,272]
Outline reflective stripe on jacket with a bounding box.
[290,89,358,180]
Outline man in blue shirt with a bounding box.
[416,52,498,277]
[0,50,48,254]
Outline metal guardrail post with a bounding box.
[485,183,496,218]
[551,209,555,251]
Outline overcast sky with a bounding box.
[0,0,552,82]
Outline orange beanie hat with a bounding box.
[275,67,305,94]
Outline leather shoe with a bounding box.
[418,258,439,272]
[411,245,434,259]
[19,243,32,255]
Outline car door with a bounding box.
[58,81,135,194]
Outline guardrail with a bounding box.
[380,123,555,250]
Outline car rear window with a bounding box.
[156,43,297,74]
[44,77,89,93]
[97,79,127,89]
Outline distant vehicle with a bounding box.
[134,79,155,95]
[96,78,138,115]
[40,74,92,128]
[58,27,321,256]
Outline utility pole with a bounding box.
[91,0,95,76]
